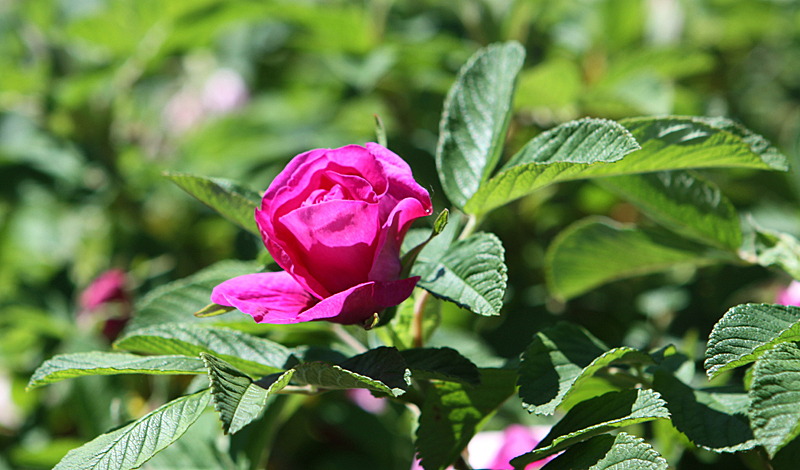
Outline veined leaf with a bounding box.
[546,217,727,301]
[704,303,800,379]
[53,389,211,470]
[412,232,507,316]
[293,346,410,397]
[165,171,261,235]
[511,389,670,465]
[28,352,205,389]
[436,41,525,209]
[115,323,295,377]
[534,432,667,470]
[416,368,517,470]
[125,260,259,332]
[597,170,741,251]
[653,370,756,452]
[201,353,293,435]
[400,347,480,386]
[740,222,800,281]
[748,341,800,457]
[465,116,786,215]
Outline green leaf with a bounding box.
[53,389,211,470]
[546,217,726,301]
[201,353,293,435]
[293,347,410,397]
[465,115,787,215]
[773,435,800,470]
[653,370,756,452]
[536,432,667,470]
[435,41,525,209]
[704,303,800,379]
[412,232,507,316]
[748,341,800,457]
[115,323,295,377]
[518,322,653,415]
[596,171,741,251]
[400,347,480,386]
[511,389,670,465]
[125,260,259,332]
[416,368,518,470]
[464,118,640,214]
[28,352,205,389]
[385,287,442,350]
[164,171,261,235]
[740,222,800,281]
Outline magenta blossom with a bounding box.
[78,269,131,341]
[775,280,800,306]
[212,143,432,325]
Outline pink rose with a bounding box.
[78,269,131,341]
[212,143,432,325]
[775,280,800,306]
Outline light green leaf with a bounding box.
[164,171,261,235]
[28,352,205,389]
[53,389,211,470]
[463,118,640,214]
[597,171,741,251]
[115,323,295,377]
[546,217,726,301]
[535,432,667,470]
[412,232,507,316]
[511,389,670,465]
[416,368,518,470]
[465,116,787,215]
[740,222,800,281]
[400,347,480,386]
[436,41,525,209]
[748,341,800,457]
[125,260,259,332]
[653,370,756,452]
[293,347,410,397]
[704,303,800,379]
[201,353,293,435]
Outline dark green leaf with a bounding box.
[201,353,293,435]
[412,232,507,316]
[436,41,525,209]
[653,370,756,452]
[536,432,667,470]
[28,352,205,389]
[511,389,670,465]
[165,171,261,235]
[597,171,741,251]
[704,303,800,379]
[748,341,800,457]
[115,323,295,377]
[400,347,480,386]
[546,217,727,301]
[293,347,410,397]
[416,368,517,470]
[53,389,211,470]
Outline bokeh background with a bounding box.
[2,1,800,469]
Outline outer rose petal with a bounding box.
[297,276,420,325]
[211,272,316,323]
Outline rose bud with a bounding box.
[212,143,432,325]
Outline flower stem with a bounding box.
[412,290,430,348]
[331,324,368,354]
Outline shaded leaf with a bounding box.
[416,368,517,470]
[165,171,261,235]
[740,222,800,281]
[436,41,525,209]
[400,347,480,386]
[748,341,800,457]
[546,217,727,301]
[511,389,670,465]
[412,232,507,316]
[536,432,667,470]
[53,389,211,470]
[704,303,800,379]
[115,323,295,377]
[201,353,293,435]
[28,353,205,389]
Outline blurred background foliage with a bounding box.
[2,0,800,469]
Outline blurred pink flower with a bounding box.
[202,68,249,113]
[163,68,249,135]
[346,388,387,414]
[412,424,553,470]
[78,269,131,341]
[775,280,800,306]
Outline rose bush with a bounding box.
[212,143,432,325]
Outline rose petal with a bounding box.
[298,276,419,325]
[366,142,432,219]
[369,197,431,281]
[211,272,317,324]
